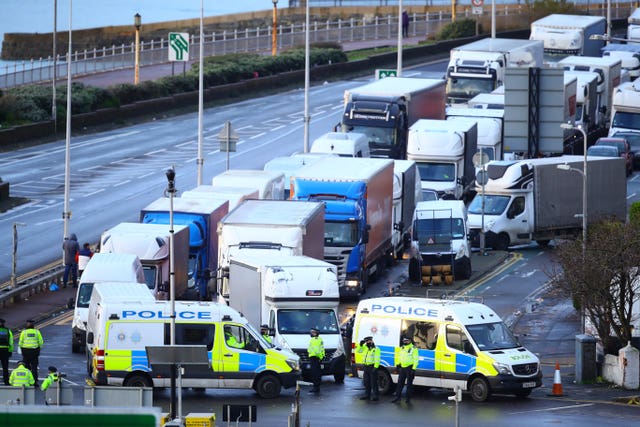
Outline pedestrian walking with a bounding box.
[391,336,419,403]
[402,10,409,38]
[77,242,93,279]
[357,336,380,401]
[62,233,80,287]
[19,319,43,386]
[307,327,325,394]
[260,324,272,344]
[9,361,35,387]
[40,366,59,391]
[0,318,13,385]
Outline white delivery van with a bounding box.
[352,297,542,402]
[71,253,145,353]
[310,132,370,158]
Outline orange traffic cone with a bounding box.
[549,362,564,397]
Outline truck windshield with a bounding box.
[324,221,359,247]
[416,162,455,182]
[446,77,495,103]
[468,194,511,215]
[142,266,156,290]
[466,322,520,351]
[612,111,640,132]
[414,218,465,247]
[277,309,340,334]
[349,125,395,147]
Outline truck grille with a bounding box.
[324,252,348,279]
[512,362,539,376]
[294,349,336,364]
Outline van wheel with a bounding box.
[494,233,510,251]
[255,373,281,399]
[377,369,393,395]
[123,373,152,388]
[469,377,491,402]
[334,372,345,384]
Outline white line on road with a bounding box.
[83,189,106,197]
[145,149,167,156]
[113,180,131,187]
[628,192,636,200]
[509,403,594,414]
[137,172,155,178]
[250,132,266,139]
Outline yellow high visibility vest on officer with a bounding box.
[10,364,35,387]
[19,327,43,349]
[357,343,381,368]
[308,336,325,359]
[398,343,419,368]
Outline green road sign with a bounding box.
[375,69,397,79]
[169,32,190,62]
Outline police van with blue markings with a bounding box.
[351,296,542,401]
[86,293,300,398]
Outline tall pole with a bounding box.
[397,0,403,77]
[491,0,496,39]
[197,0,204,185]
[166,167,177,421]
[52,0,57,133]
[272,0,278,56]
[63,0,72,240]
[580,125,587,335]
[134,13,141,85]
[606,0,611,45]
[303,0,310,153]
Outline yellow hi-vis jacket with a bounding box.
[10,365,35,387]
[308,336,325,359]
[357,343,381,368]
[399,343,419,369]
[19,328,43,349]
[40,372,59,391]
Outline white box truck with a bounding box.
[181,185,259,210]
[227,253,346,383]
[530,14,606,62]
[628,7,640,41]
[467,156,627,250]
[99,222,190,300]
[211,169,285,200]
[446,107,504,164]
[310,131,370,158]
[263,155,331,199]
[610,80,640,135]
[446,38,543,105]
[407,118,478,201]
[391,160,421,260]
[602,44,640,80]
[71,253,145,353]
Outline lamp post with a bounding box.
[165,167,177,420]
[197,0,204,185]
[63,0,73,241]
[303,0,310,152]
[134,13,141,85]
[559,122,588,334]
[272,0,278,56]
[52,0,57,132]
[397,0,403,77]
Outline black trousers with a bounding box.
[362,365,379,398]
[394,367,415,400]
[0,348,10,385]
[21,347,40,383]
[309,356,321,390]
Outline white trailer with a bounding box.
[530,14,606,62]
[628,7,640,41]
[310,131,370,158]
[181,185,259,210]
[564,70,600,132]
[211,169,285,200]
[391,160,420,259]
[610,80,640,135]
[446,107,504,164]
[602,44,640,80]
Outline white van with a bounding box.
[351,297,542,402]
[71,253,145,353]
[310,132,370,158]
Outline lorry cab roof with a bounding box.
[531,14,605,27]
[415,200,467,219]
[293,157,393,181]
[221,199,324,227]
[100,222,188,261]
[143,196,228,215]
[90,281,155,303]
[81,253,145,283]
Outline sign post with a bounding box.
[473,149,490,256]
[375,69,397,79]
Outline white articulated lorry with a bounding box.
[407,118,478,201]
[310,131,370,158]
[211,169,286,200]
[610,80,640,135]
[446,107,504,164]
[227,253,346,383]
[466,156,627,250]
[563,70,601,133]
[391,160,421,260]
[181,185,259,210]
[263,155,332,199]
[628,7,640,41]
[446,38,543,105]
[602,44,640,80]
[529,14,606,62]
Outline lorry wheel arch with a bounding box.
[469,375,491,402]
[123,372,153,388]
[494,233,510,251]
[377,368,393,395]
[254,372,282,399]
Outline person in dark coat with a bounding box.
[62,233,80,287]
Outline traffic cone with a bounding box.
[549,362,564,397]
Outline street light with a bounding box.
[303,0,310,152]
[63,0,73,241]
[397,0,403,77]
[134,13,141,85]
[165,166,177,421]
[272,0,278,56]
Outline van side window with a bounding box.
[446,325,474,355]
[165,324,215,351]
[401,320,438,350]
[507,196,525,218]
[224,324,261,353]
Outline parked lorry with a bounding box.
[446,38,544,105]
[181,185,259,210]
[85,297,300,398]
[408,200,471,285]
[211,169,285,200]
[227,253,345,383]
[467,156,627,250]
[602,44,640,80]
[338,77,446,159]
[406,118,478,201]
[310,131,370,158]
[140,197,229,300]
[263,155,332,198]
[217,199,326,297]
[391,160,421,260]
[629,7,640,41]
[564,70,601,132]
[467,92,504,110]
[72,253,145,353]
[559,55,623,128]
[291,157,394,298]
[529,14,606,62]
[100,222,190,300]
[446,107,504,163]
[610,80,640,135]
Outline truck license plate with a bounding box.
[522,382,536,388]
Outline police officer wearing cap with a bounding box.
[0,318,13,385]
[9,361,35,387]
[357,336,380,401]
[307,327,324,394]
[18,319,44,386]
[392,336,419,403]
[260,325,272,344]
[41,366,60,392]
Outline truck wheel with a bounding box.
[377,369,393,395]
[123,373,153,388]
[456,258,472,280]
[408,258,421,283]
[469,377,491,402]
[254,373,282,399]
[494,233,510,251]
[334,372,345,384]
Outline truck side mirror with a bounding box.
[87,332,94,345]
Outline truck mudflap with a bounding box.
[486,371,543,395]
[279,371,301,389]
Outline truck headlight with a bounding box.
[286,359,299,371]
[345,279,359,288]
[493,362,511,375]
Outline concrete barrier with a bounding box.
[83,386,153,407]
[0,386,36,405]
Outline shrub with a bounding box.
[434,18,476,41]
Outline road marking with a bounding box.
[83,189,106,197]
[114,179,131,187]
[509,403,594,414]
[459,252,523,296]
